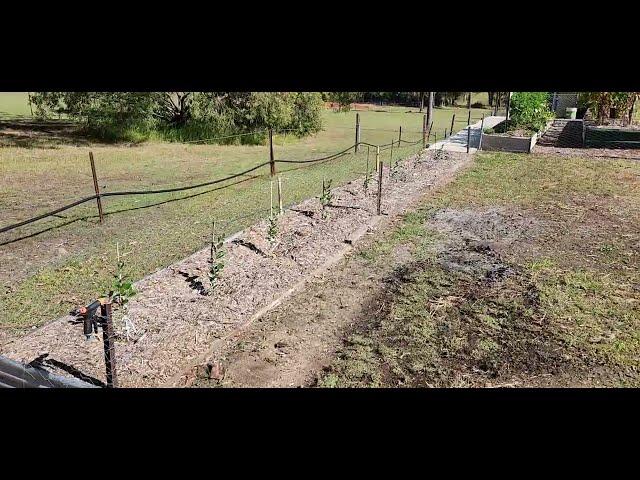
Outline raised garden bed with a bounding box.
[480,119,553,153]
[585,123,640,149]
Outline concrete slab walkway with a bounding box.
[429,115,505,153]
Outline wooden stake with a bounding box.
[450,114,456,137]
[277,175,283,215]
[270,180,274,218]
[89,152,104,223]
[376,148,383,215]
[355,113,361,153]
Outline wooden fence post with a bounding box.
[355,113,361,153]
[398,126,402,146]
[422,114,427,148]
[376,146,383,215]
[89,152,104,223]
[269,129,276,176]
[479,116,485,151]
[466,110,472,153]
[450,114,456,137]
[389,139,394,167]
[375,144,380,174]
[426,92,433,138]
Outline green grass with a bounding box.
[0,92,33,117]
[0,102,491,334]
[319,152,640,387]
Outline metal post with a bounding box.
[389,139,394,167]
[398,126,402,146]
[269,129,275,176]
[467,92,471,110]
[375,144,380,173]
[479,116,485,150]
[355,113,361,153]
[101,301,117,388]
[506,91,512,121]
[89,152,104,223]
[376,147,383,215]
[466,125,471,154]
[450,114,456,137]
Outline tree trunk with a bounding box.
[419,92,425,112]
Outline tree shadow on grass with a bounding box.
[0,116,140,148]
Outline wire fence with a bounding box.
[0,127,428,237]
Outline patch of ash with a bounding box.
[427,208,539,281]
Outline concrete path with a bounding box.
[429,115,505,153]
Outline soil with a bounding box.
[1,148,472,387]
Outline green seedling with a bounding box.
[208,220,225,293]
[267,214,278,244]
[112,242,136,306]
[321,178,333,220]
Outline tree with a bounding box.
[30,92,324,141]
[579,92,640,124]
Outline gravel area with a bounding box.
[2,148,472,387]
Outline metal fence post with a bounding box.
[375,144,380,173]
[89,152,104,223]
[479,116,485,151]
[101,300,117,388]
[398,126,402,146]
[355,113,361,153]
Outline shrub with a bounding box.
[471,101,485,109]
[509,92,553,131]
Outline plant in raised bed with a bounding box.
[267,214,278,244]
[363,166,372,191]
[320,178,333,220]
[208,220,225,293]
[112,242,136,306]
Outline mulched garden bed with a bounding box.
[2,148,471,387]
